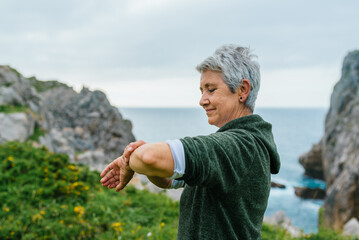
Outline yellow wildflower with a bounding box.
[68,165,76,170]
[160,222,165,229]
[40,210,45,215]
[7,156,14,162]
[31,213,43,222]
[3,207,9,212]
[74,206,85,217]
[111,222,123,233]
[59,220,64,224]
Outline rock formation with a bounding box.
[263,211,303,237]
[298,142,324,180]
[0,65,135,170]
[299,50,359,230]
[271,181,286,189]
[294,187,326,200]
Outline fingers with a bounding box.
[100,161,114,177]
[100,168,115,183]
[123,140,147,161]
[108,181,120,189]
[100,157,122,177]
[101,173,119,186]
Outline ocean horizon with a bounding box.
[119,107,328,233]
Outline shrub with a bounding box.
[0,104,29,114]
[0,141,179,239]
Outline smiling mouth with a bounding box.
[205,109,215,114]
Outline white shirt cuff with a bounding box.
[165,139,185,180]
[170,179,185,189]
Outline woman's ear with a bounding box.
[238,79,251,102]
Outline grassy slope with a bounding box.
[0,141,356,240]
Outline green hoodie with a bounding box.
[178,114,280,240]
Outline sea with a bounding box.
[119,107,328,233]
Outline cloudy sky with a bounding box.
[0,0,358,108]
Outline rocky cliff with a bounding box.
[0,65,135,170]
[299,50,359,230]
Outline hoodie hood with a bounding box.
[218,114,281,174]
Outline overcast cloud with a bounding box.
[0,0,358,108]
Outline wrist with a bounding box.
[125,164,133,172]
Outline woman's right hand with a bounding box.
[122,140,147,163]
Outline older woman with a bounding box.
[100,44,280,239]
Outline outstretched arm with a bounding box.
[129,142,174,178]
[100,140,175,191]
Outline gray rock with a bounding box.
[271,181,286,189]
[0,87,23,105]
[299,50,359,230]
[294,187,326,199]
[0,66,19,85]
[76,150,107,171]
[0,66,42,110]
[0,65,135,192]
[40,86,135,165]
[39,129,75,161]
[344,218,359,236]
[263,211,303,237]
[0,112,35,143]
[298,142,324,179]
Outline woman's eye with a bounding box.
[209,88,216,93]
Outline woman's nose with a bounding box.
[199,93,209,106]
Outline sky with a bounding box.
[0,0,358,108]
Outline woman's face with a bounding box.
[199,70,242,128]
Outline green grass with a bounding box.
[0,105,29,114]
[27,125,46,142]
[0,141,179,239]
[0,141,357,240]
[28,76,69,93]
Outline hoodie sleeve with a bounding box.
[179,130,263,189]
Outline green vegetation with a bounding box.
[0,104,29,114]
[261,223,357,240]
[8,66,22,78]
[0,141,357,240]
[28,76,69,93]
[27,125,46,142]
[0,141,179,239]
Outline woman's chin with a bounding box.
[207,118,218,127]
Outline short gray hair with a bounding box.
[196,44,260,111]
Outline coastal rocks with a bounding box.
[298,142,324,180]
[294,187,326,199]
[76,150,107,171]
[343,218,359,236]
[299,50,359,230]
[39,129,76,160]
[0,112,35,143]
[0,65,135,171]
[0,66,41,112]
[271,181,286,189]
[39,86,136,167]
[263,211,303,237]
